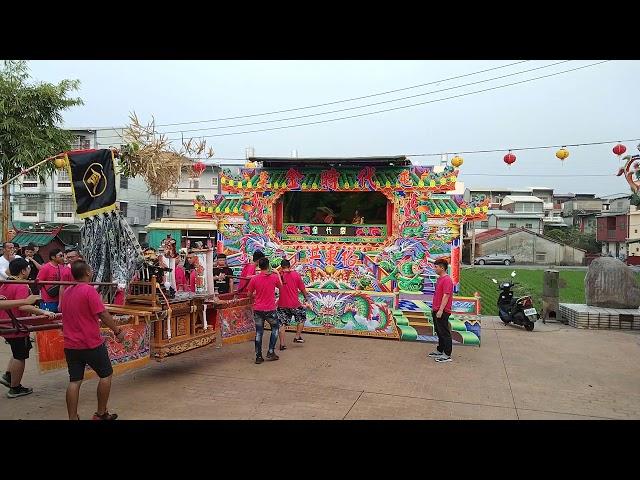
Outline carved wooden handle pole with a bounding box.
[0,154,63,190]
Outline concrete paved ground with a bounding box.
[2,317,639,420]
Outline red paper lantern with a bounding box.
[503,151,516,166]
[613,143,627,156]
[192,161,206,177]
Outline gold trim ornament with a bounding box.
[556,147,569,161]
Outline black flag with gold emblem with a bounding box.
[66,149,117,218]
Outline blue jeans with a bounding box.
[40,301,59,313]
[254,310,279,357]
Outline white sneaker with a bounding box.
[427,351,444,357]
[435,355,452,363]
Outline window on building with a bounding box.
[20,194,44,212]
[120,176,129,189]
[71,135,91,150]
[119,201,128,217]
[525,223,533,229]
[151,205,157,220]
[480,221,489,228]
[509,223,517,228]
[22,173,38,188]
[56,168,71,187]
[56,195,73,211]
[536,253,546,262]
[189,177,200,189]
[212,176,219,188]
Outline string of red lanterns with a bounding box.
[503,151,516,166]
[613,143,627,157]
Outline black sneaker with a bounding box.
[435,355,452,363]
[0,372,10,388]
[266,351,279,361]
[255,356,264,364]
[279,345,287,351]
[7,385,33,398]
[427,350,444,358]
[92,411,118,420]
[293,337,305,343]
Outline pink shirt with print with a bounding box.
[277,270,306,309]
[238,263,257,292]
[0,283,31,339]
[60,283,106,350]
[247,272,282,311]
[37,262,63,302]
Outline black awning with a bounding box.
[252,156,411,168]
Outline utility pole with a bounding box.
[471,222,476,265]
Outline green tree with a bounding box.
[0,60,83,238]
[546,226,601,253]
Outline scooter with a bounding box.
[492,271,538,331]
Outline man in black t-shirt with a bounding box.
[22,244,42,294]
[212,254,234,294]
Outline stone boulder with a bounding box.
[585,257,640,309]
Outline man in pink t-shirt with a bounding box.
[60,260,125,420]
[276,258,310,350]
[36,248,65,312]
[428,258,454,363]
[238,250,265,293]
[0,258,56,398]
[246,257,282,364]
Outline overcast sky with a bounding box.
[26,60,640,197]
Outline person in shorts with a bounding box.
[246,257,282,364]
[276,259,310,351]
[60,260,125,420]
[0,258,55,398]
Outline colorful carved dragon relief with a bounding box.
[246,192,273,235]
[616,146,640,205]
[304,290,396,336]
[294,245,381,291]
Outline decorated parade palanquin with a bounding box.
[121,276,217,359]
[194,156,489,345]
[208,293,255,345]
[20,285,158,376]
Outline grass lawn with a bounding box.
[458,268,629,316]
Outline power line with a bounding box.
[407,137,640,157]
[100,61,609,141]
[462,173,617,177]
[86,60,530,131]
[96,61,570,139]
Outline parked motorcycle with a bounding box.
[492,271,538,331]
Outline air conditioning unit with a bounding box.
[132,217,140,225]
